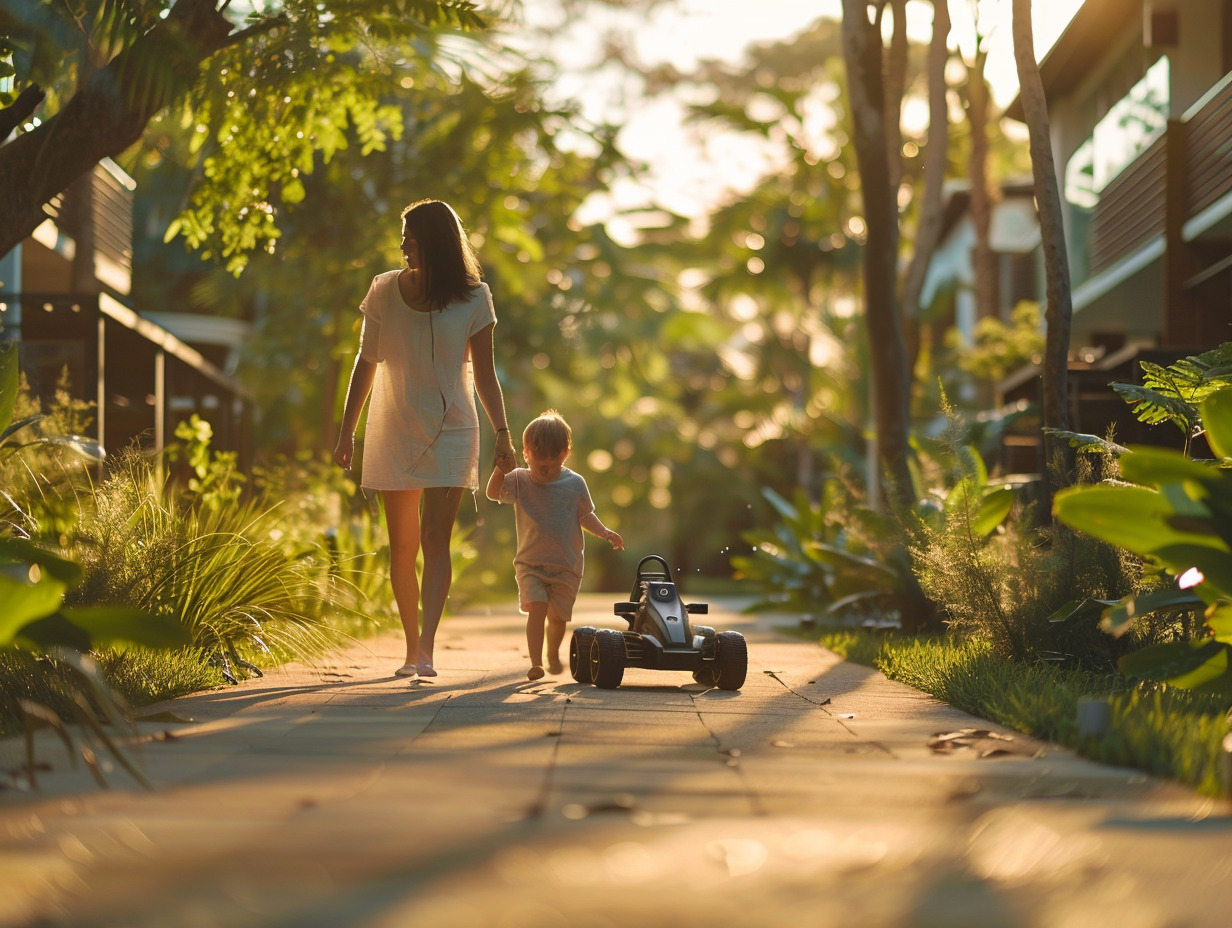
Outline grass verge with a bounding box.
[808,627,1231,797]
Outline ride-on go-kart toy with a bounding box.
[569,555,748,691]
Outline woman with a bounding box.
[334,199,516,681]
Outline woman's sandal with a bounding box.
[527,666,545,681]
[394,664,420,681]
[416,663,438,678]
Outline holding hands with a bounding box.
[495,426,517,473]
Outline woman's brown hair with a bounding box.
[401,199,483,310]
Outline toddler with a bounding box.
[487,410,623,680]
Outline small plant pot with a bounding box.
[1077,696,1111,739]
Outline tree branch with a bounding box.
[0,85,46,141]
[215,14,289,52]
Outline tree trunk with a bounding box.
[841,0,914,510]
[967,47,997,323]
[901,0,951,373]
[1012,0,1073,517]
[884,0,908,195]
[0,0,233,258]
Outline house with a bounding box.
[0,159,250,462]
[1006,0,1232,355]
[994,0,1232,461]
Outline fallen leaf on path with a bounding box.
[929,728,1037,758]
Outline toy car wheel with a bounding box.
[713,631,748,691]
[692,627,718,686]
[570,627,597,684]
[589,629,626,689]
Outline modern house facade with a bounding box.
[0,158,250,462]
[1008,0,1232,359]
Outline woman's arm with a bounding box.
[469,322,516,466]
[333,355,377,470]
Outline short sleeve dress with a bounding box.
[356,271,497,491]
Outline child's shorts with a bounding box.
[515,564,582,622]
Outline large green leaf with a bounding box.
[0,538,83,587]
[0,413,45,446]
[1205,602,1232,642]
[31,606,191,651]
[0,341,17,433]
[973,486,1015,537]
[1098,587,1205,635]
[30,434,107,462]
[1043,429,1129,456]
[1117,638,1227,682]
[1152,544,1232,599]
[760,487,801,528]
[0,571,67,646]
[1053,484,1228,558]
[1047,597,1120,624]
[1170,651,1232,695]
[1202,388,1232,460]
[1118,446,1220,488]
[1111,382,1198,431]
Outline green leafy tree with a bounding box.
[0,0,485,260]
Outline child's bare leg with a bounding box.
[525,602,549,680]
[546,606,567,674]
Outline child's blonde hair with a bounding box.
[523,410,572,459]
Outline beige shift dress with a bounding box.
[357,271,496,491]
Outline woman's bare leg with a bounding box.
[382,489,424,667]
[418,486,465,667]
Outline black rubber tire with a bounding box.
[692,628,718,686]
[713,631,748,691]
[570,627,597,684]
[590,629,626,689]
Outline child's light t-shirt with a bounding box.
[498,467,595,580]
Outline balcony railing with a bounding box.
[1088,136,1166,275]
[1184,76,1232,218]
[1088,74,1232,276]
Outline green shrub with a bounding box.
[66,448,340,681]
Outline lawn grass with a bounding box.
[806,626,1231,798]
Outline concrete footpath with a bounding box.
[2,594,1230,928]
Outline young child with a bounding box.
[487,410,623,680]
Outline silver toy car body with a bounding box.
[569,555,748,690]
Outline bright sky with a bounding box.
[515,0,1084,236]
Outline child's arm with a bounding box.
[486,464,506,502]
[580,512,623,550]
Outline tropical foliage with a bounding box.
[1054,387,1232,700]
[1051,343,1232,458]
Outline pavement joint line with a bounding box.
[761,668,844,715]
[687,688,770,818]
[524,702,568,821]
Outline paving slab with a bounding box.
[2,593,1230,928]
